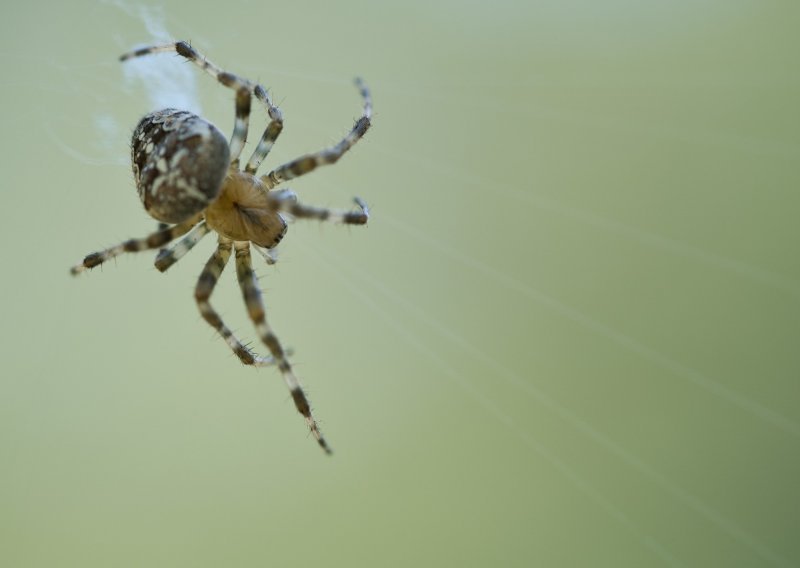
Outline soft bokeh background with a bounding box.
[1,1,798,566]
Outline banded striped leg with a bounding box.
[275,192,370,225]
[233,241,332,454]
[244,84,284,174]
[120,41,255,163]
[195,237,278,367]
[261,78,372,190]
[154,221,211,272]
[156,222,169,255]
[70,215,200,275]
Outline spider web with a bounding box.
[18,2,800,566]
[40,1,201,169]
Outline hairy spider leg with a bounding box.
[244,83,284,174]
[195,237,279,367]
[71,215,201,274]
[272,191,370,225]
[155,221,211,272]
[233,241,332,454]
[260,78,372,189]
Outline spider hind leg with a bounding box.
[233,240,332,454]
[195,236,279,367]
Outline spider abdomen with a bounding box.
[131,109,230,224]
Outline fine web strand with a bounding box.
[301,243,687,568]
[109,1,203,115]
[380,212,800,440]
[40,2,203,167]
[367,139,800,300]
[311,241,793,568]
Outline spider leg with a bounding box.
[260,78,372,190]
[227,86,252,164]
[274,192,370,226]
[244,84,284,174]
[233,241,332,454]
[70,215,200,275]
[120,42,283,167]
[154,221,211,272]
[195,236,278,367]
[155,222,169,255]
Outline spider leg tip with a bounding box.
[70,259,93,275]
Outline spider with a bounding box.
[70,41,373,454]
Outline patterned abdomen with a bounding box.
[131,109,230,224]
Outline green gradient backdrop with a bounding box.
[1,1,798,566]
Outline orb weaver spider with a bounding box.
[71,41,372,454]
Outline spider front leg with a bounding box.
[121,42,282,166]
[233,241,332,454]
[261,78,372,189]
[70,215,200,275]
[195,237,278,367]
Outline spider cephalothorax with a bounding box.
[71,41,372,454]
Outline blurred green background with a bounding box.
[1,1,798,566]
